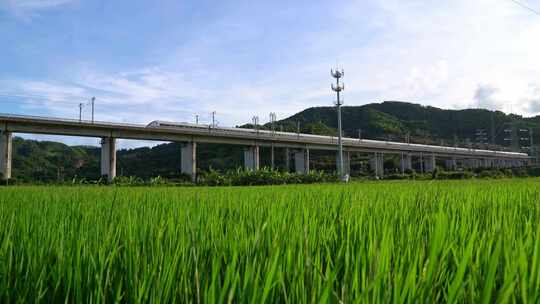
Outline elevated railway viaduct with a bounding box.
[0,114,530,181]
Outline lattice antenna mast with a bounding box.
[331,67,346,181]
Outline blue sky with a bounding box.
[2,0,540,146]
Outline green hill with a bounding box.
[273,101,536,147]
[9,101,539,182]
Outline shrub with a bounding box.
[385,174,409,180]
[436,171,474,180]
[113,176,145,186]
[478,170,505,179]
[199,168,337,186]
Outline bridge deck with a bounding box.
[0,113,529,160]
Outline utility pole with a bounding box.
[331,67,346,181]
[91,97,95,123]
[358,129,362,141]
[211,111,216,128]
[270,112,276,170]
[296,121,300,139]
[79,103,84,122]
[195,114,199,124]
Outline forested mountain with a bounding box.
[271,101,538,147]
[10,101,539,182]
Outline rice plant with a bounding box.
[1,179,540,303]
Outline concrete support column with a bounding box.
[424,154,436,172]
[101,137,117,182]
[0,131,12,180]
[370,153,384,178]
[444,158,457,171]
[294,149,310,174]
[463,159,475,169]
[181,142,197,182]
[400,153,412,173]
[342,151,351,175]
[270,144,275,170]
[244,146,260,171]
[475,159,482,169]
[285,148,290,172]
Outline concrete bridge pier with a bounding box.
[0,131,12,180]
[424,154,436,172]
[463,159,475,170]
[444,158,457,171]
[244,146,260,171]
[294,149,310,174]
[181,142,197,182]
[400,153,412,173]
[101,137,117,182]
[370,152,384,178]
[284,148,290,172]
[342,151,351,175]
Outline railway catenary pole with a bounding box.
[79,103,84,122]
[91,97,95,123]
[270,112,276,169]
[331,67,346,182]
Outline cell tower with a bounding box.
[331,67,346,181]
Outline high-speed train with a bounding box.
[146,120,527,158]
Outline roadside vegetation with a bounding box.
[1,180,540,302]
[2,166,535,187]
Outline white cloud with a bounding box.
[0,0,75,19]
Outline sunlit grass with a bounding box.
[1,179,540,302]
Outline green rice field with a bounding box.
[1,179,540,303]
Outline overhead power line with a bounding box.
[507,0,540,16]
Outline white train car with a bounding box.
[146,120,526,157]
